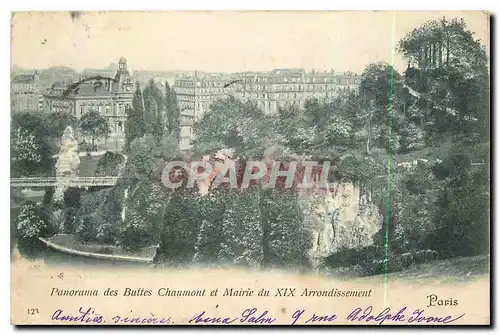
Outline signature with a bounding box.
[51,307,171,324]
[346,306,465,325]
[189,308,276,324]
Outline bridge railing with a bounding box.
[10,176,119,187]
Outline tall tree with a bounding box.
[143,92,158,136]
[124,84,146,152]
[118,180,168,251]
[397,17,489,143]
[193,187,227,264]
[261,188,313,269]
[165,82,181,142]
[143,79,166,139]
[218,187,264,267]
[78,111,110,150]
[161,181,201,264]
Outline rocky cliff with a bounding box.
[302,182,382,260]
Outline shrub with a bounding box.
[16,202,56,239]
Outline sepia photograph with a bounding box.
[9,10,490,325]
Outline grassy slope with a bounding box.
[345,255,490,284]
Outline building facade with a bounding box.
[174,69,361,150]
[43,57,134,151]
[11,72,44,112]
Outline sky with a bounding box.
[11,11,489,74]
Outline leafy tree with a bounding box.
[194,96,272,159]
[398,17,489,143]
[16,202,55,239]
[10,112,53,176]
[78,111,110,150]
[398,17,488,71]
[398,121,425,153]
[123,134,163,181]
[46,111,77,138]
[11,127,42,172]
[276,104,315,152]
[124,84,146,151]
[427,149,489,257]
[358,63,411,152]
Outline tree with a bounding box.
[11,127,42,172]
[143,79,166,139]
[95,151,126,176]
[261,188,313,269]
[398,17,487,71]
[118,180,168,251]
[10,112,53,177]
[16,202,55,239]
[397,17,489,143]
[193,188,226,264]
[46,111,77,138]
[78,111,110,151]
[161,182,201,264]
[218,187,264,267]
[194,96,272,159]
[123,134,163,181]
[427,148,489,257]
[124,84,146,151]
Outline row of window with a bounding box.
[241,75,359,84]
[174,75,360,89]
[240,89,355,100]
[79,103,132,116]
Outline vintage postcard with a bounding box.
[10,11,490,325]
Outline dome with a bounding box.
[119,57,127,64]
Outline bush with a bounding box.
[16,202,57,240]
[322,246,438,276]
[118,221,156,251]
[96,152,125,177]
[76,213,103,243]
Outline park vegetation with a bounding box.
[13,17,489,275]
